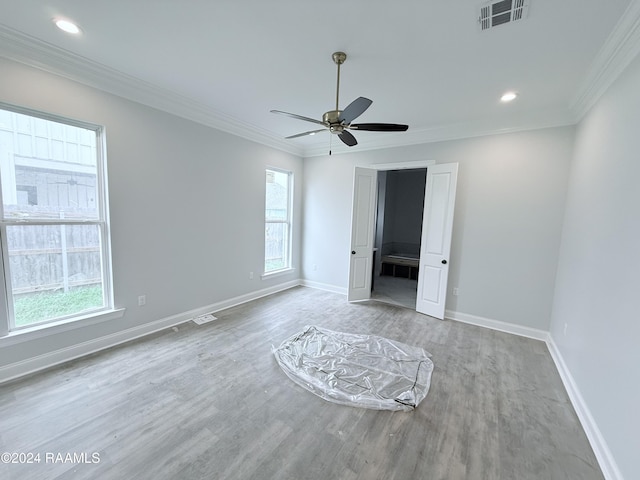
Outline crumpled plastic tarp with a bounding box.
[273,325,433,411]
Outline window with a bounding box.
[264,168,292,274]
[0,105,113,333]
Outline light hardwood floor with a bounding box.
[0,286,602,480]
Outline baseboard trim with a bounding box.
[446,309,621,479]
[0,310,194,384]
[300,279,348,295]
[0,279,302,384]
[207,279,302,313]
[444,309,549,342]
[546,338,623,480]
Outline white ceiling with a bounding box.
[1,0,639,156]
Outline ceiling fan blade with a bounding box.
[270,110,325,126]
[350,123,409,132]
[338,130,358,146]
[338,97,373,124]
[285,129,327,139]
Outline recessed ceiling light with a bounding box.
[500,91,518,103]
[54,18,81,35]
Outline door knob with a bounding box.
[441,259,447,264]
[351,251,356,255]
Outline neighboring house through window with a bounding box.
[0,105,114,334]
[264,168,292,274]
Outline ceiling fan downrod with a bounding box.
[332,51,346,111]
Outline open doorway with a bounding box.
[348,162,457,318]
[372,168,426,309]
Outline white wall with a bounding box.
[302,127,574,330]
[0,58,303,370]
[549,51,640,480]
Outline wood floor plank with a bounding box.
[0,286,603,479]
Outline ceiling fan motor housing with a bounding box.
[323,110,344,132]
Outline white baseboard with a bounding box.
[207,279,302,313]
[546,338,623,480]
[0,310,193,384]
[446,309,622,479]
[445,309,549,341]
[0,279,302,384]
[300,279,348,295]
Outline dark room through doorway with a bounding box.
[372,168,426,309]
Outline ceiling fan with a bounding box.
[271,52,409,148]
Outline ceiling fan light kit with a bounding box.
[271,51,409,151]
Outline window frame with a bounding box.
[0,103,116,337]
[263,167,293,276]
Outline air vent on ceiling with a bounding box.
[478,0,529,31]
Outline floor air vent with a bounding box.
[192,313,217,325]
[479,0,529,30]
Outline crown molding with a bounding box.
[301,108,575,158]
[570,0,640,120]
[0,25,304,157]
[2,15,628,160]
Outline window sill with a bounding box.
[0,308,126,347]
[261,267,296,280]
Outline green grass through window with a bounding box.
[14,285,104,327]
[265,258,286,272]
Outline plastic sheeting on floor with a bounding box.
[273,325,433,411]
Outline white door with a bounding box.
[347,167,377,301]
[416,163,458,319]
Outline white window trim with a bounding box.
[261,267,296,280]
[0,103,115,335]
[264,167,293,275]
[0,307,125,347]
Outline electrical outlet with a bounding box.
[138,295,146,306]
[313,264,318,271]
[452,287,459,296]
[249,271,254,279]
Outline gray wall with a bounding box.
[302,127,574,330]
[0,57,303,367]
[549,51,640,480]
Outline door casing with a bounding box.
[347,160,458,320]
